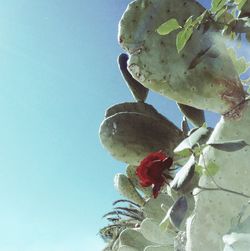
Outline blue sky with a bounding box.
[0,0,249,251]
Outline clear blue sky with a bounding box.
[0,1,248,251]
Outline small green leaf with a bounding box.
[218,11,234,24]
[159,216,173,232]
[204,162,220,176]
[208,139,248,152]
[215,6,227,20]
[193,11,208,28]
[184,16,193,28]
[230,31,237,40]
[237,58,249,73]
[231,8,237,18]
[242,76,250,85]
[227,47,250,75]
[156,18,181,35]
[174,126,209,155]
[235,0,247,10]
[176,27,193,53]
[175,148,193,158]
[195,164,204,176]
[211,0,227,13]
[193,144,207,157]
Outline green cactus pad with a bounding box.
[118,53,149,102]
[126,165,152,197]
[118,246,138,251]
[186,100,250,251]
[100,106,183,165]
[139,218,175,245]
[118,0,245,114]
[177,103,205,127]
[144,245,174,251]
[143,194,174,223]
[114,173,145,206]
[105,102,169,122]
[119,228,154,250]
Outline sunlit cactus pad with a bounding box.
[118,0,245,114]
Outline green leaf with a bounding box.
[159,216,174,232]
[208,139,248,152]
[176,27,193,53]
[218,11,234,24]
[184,16,193,28]
[227,47,250,75]
[235,0,247,10]
[242,76,250,85]
[215,6,227,20]
[174,148,193,158]
[193,144,207,157]
[193,11,208,28]
[156,18,181,35]
[237,57,249,73]
[174,126,209,155]
[195,164,204,176]
[204,162,220,176]
[211,0,227,13]
[230,31,237,40]
[231,8,237,18]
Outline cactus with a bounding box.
[114,173,145,206]
[99,0,250,250]
[99,102,184,165]
[176,104,205,128]
[126,165,152,197]
[118,0,245,114]
[185,100,250,251]
[118,53,149,102]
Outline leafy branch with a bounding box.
[156,0,250,53]
[173,125,250,199]
[193,146,250,199]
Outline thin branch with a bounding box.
[193,150,250,199]
[196,185,250,199]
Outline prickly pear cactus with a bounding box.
[99,0,250,250]
[186,100,250,251]
[118,0,245,114]
[99,102,184,165]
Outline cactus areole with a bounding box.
[118,0,246,115]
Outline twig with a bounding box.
[195,185,250,199]
[194,151,250,199]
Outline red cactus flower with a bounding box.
[136,151,173,198]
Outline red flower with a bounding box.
[136,151,173,198]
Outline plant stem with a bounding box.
[196,185,250,199]
[193,150,250,199]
